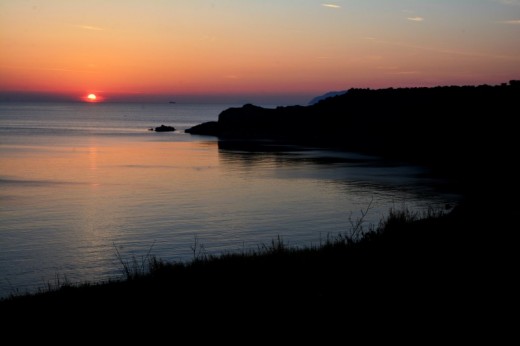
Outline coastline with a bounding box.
[2,82,516,316]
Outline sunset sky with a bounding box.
[1,0,519,104]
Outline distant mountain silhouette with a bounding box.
[308,90,348,105]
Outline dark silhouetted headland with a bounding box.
[187,81,518,199]
[187,81,518,156]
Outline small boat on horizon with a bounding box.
[169,101,176,104]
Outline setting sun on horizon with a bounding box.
[1,0,518,310]
[1,0,519,104]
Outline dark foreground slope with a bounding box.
[1,206,515,326]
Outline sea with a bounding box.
[0,101,460,298]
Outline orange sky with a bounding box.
[1,0,519,104]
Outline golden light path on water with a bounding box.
[0,102,460,298]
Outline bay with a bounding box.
[0,102,459,298]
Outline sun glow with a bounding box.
[87,93,97,101]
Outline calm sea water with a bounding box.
[0,102,460,298]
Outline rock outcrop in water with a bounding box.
[152,125,176,132]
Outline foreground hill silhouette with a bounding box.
[1,205,515,334]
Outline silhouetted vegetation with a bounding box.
[1,203,514,320]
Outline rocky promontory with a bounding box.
[186,81,519,192]
[152,125,176,132]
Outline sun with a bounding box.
[87,93,97,101]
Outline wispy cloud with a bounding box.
[367,38,520,61]
[501,19,520,24]
[497,0,520,6]
[1,65,95,73]
[407,17,424,22]
[75,25,104,31]
[322,3,341,9]
[373,66,421,75]
[386,70,420,75]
